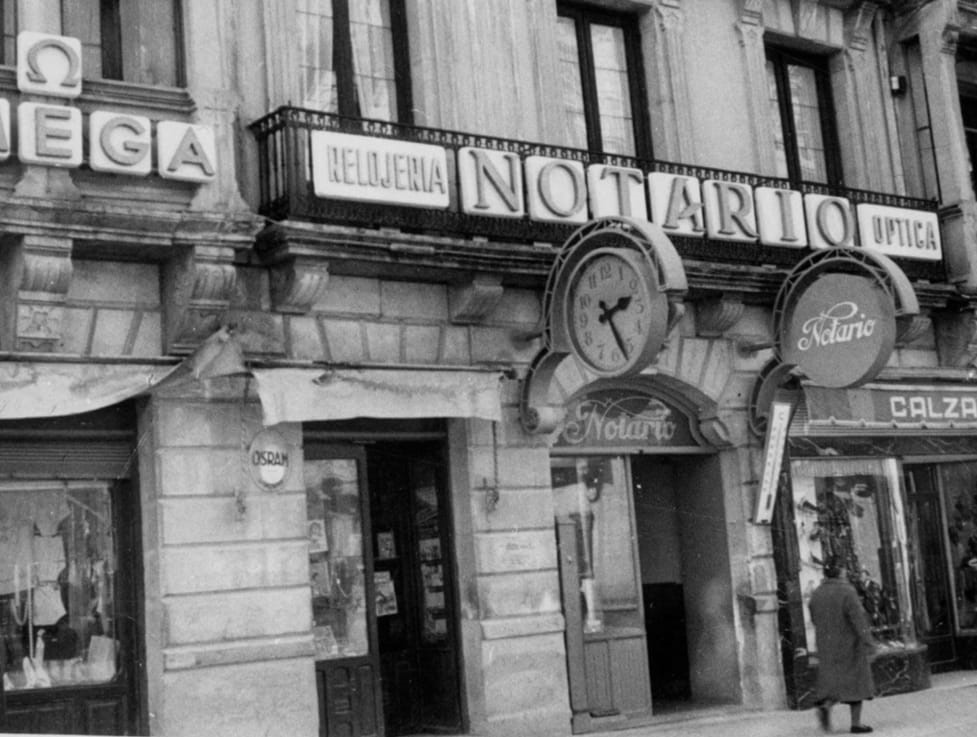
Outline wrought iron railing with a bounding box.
[249,107,942,275]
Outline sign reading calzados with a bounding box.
[310,129,941,262]
[0,32,216,182]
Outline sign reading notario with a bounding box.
[780,273,897,389]
[0,32,216,183]
[309,130,941,262]
[555,390,698,449]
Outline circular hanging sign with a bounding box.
[248,429,292,490]
[780,272,896,388]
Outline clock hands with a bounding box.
[598,296,632,358]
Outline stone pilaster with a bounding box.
[0,233,73,352]
[644,0,696,162]
[736,0,779,175]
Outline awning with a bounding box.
[252,367,503,426]
[793,382,977,436]
[0,327,245,421]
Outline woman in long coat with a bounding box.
[809,555,876,733]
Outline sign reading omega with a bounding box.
[0,31,216,183]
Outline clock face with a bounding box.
[565,248,666,376]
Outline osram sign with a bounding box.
[310,130,941,263]
[0,32,216,183]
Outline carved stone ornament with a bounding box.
[0,234,73,351]
[163,244,237,354]
[934,308,977,368]
[696,294,745,337]
[269,257,330,314]
[450,274,504,325]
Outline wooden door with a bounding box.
[553,456,652,733]
[305,446,383,737]
[369,443,462,736]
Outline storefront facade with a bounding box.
[6,1,977,736]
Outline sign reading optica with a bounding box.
[309,131,942,262]
[0,31,216,183]
[780,273,897,388]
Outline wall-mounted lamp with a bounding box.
[889,75,907,96]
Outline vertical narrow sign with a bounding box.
[754,399,793,524]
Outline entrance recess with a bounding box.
[306,437,461,737]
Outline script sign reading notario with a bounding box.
[555,390,697,449]
[780,273,897,388]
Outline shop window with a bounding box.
[766,46,841,186]
[305,457,369,659]
[0,482,119,691]
[936,463,977,634]
[790,458,915,654]
[557,3,650,158]
[297,0,410,122]
[0,0,183,86]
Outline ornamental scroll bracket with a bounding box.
[519,217,688,434]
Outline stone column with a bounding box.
[736,0,779,175]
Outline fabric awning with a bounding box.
[793,382,977,436]
[0,361,179,420]
[0,327,245,421]
[252,367,503,426]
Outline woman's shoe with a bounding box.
[851,726,874,734]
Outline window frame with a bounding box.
[766,45,842,187]
[328,0,412,124]
[557,2,652,159]
[0,0,185,87]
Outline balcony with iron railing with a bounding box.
[249,107,945,283]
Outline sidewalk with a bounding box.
[587,671,977,737]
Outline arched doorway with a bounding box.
[551,380,740,732]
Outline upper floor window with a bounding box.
[557,3,650,158]
[0,0,183,87]
[297,0,410,123]
[766,46,840,186]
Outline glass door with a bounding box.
[903,465,956,666]
[935,463,977,638]
[305,447,382,737]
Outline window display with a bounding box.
[937,463,977,633]
[0,482,118,691]
[790,458,915,655]
[305,459,369,660]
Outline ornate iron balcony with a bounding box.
[249,107,942,279]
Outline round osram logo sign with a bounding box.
[780,273,896,388]
[248,429,291,490]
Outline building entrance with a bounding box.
[305,434,462,737]
[552,451,737,733]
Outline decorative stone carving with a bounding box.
[696,294,745,337]
[895,314,931,347]
[0,234,73,352]
[269,257,330,314]
[163,244,237,354]
[934,308,977,367]
[450,274,504,324]
[844,1,881,52]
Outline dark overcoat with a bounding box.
[808,577,876,702]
